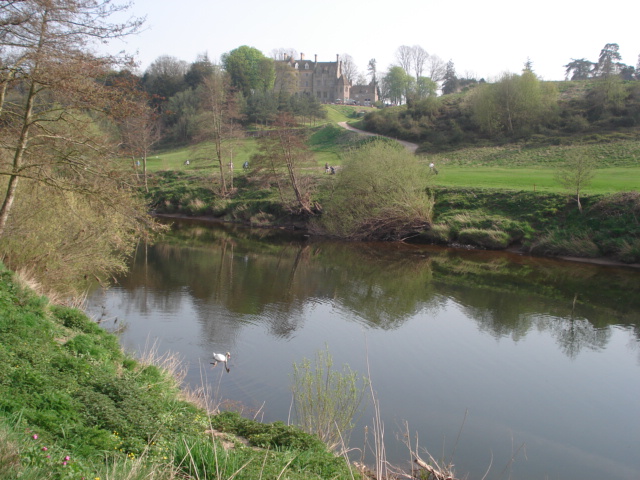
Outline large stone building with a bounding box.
[275,53,377,106]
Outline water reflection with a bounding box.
[122,219,639,357]
[91,219,640,480]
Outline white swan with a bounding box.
[212,352,231,372]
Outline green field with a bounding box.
[144,127,639,196]
[427,165,639,194]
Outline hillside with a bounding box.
[361,78,640,152]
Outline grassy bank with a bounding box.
[425,189,640,262]
[0,264,356,479]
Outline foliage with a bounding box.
[0,0,156,299]
[290,347,368,452]
[0,180,152,299]
[319,140,434,240]
[222,45,275,97]
[469,70,559,137]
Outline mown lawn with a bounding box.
[428,165,639,194]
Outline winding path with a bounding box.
[337,122,419,153]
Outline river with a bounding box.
[87,218,640,480]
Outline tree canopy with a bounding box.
[222,45,275,97]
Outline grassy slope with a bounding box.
[0,264,354,480]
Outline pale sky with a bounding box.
[105,0,639,82]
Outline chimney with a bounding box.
[315,54,318,63]
[300,52,305,61]
[336,54,339,62]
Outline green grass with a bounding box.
[144,139,258,173]
[428,165,639,194]
[323,104,375,124]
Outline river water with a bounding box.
[87,218,640,480]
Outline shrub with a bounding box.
[614,238,640,263]
[290,346,368,452]
[320,140,434,240]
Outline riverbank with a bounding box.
[147,179,640,266]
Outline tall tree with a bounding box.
[0,0,145,237]
[142,55,189,107]
[426,54,447,83]
[564,58,594,80]
[184,52,215,89]
[120,103,162,193]
[196,68,242,196]
[222,45,274,97]
[340,53,358,84]
[595,43,623,78]
[395,45,413,76]
[441,60,459,95]
[382,66,412,104]
[412,45,429,80]
[413,77,437,100]
[165,88,199,143]
[470,70,558,136]
[270,47,298,61]
[367,58,377,85]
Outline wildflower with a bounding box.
[42,447,48,451]
[64,455,70,461]
[32,434,38,440]
[62,461,67,466]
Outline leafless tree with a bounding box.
[250,113,315,214]
[120,103,162,193]
[340,53,358,84]
[0,0,145,236]
[197,68,242,196]
[271,47,298,61]
[412,45,429,80]
[395,45,413,75]
[427,54,447,83]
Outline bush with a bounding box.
[320,140,434,240]
[290,347,368,452]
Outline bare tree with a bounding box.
[197,68,242,196]
[412,45,429,80]
[426,54,447,83]
[271,47,298,61]
[120,103,162,193]
[395,45,413,76]
[0,0,145,236]
[250,113,315,214]
[340,53,358,84]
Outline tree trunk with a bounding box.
[0,78,37,236]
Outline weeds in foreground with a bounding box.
[290,345,368,452]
